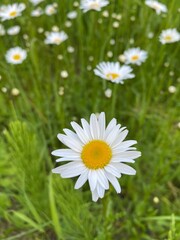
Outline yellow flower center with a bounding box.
[106,73,120,80]
[13,54,21,60]
[10,11,17,17]
[90,2,99,9]
[81,140,112,169]
[131,55,139,61]
[164,35,172,41]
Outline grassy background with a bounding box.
[0,0,180,239]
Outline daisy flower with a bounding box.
[45,4,57,16]
[159,29,180,44]
[94,62,135,84]
[145,0,167,15]
[7,26,20,35]
[124,48,148,65]
[67,11,78,19]
[44,31,68,45]
[52,112,141,202]
[31,8,44,17]
[0,3,26,21]
[5,47,27,65]
[29,0,44,6]
[80,0,109,13]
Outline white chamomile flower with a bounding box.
[29,0,44,6]
[0,3,26,21]
[44,31,68,45]
[5,47,27,65]
[67,11,78,19]
[159,29,180,44]
[94,62,135,84]
[7,25,20,35]
[80,0,109,13]
[52,112,141,202]
[31,8,44,17]
[145,0,167,15]
[45,4,57,16]
[124,48,148,65]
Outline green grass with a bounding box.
[0,0,180,239]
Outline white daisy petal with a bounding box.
[112,163,136,175]
[105,172,121,193]
[88,170,98,191]
[75,169,89,189]
[97,183,105,198]
[111,130,129,148]
[92,189,99,202]
[71,121,89,144]
[97,169,109,189]
[90,114,100,139]
[98,112,106,138]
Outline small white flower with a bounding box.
[31,8,43,17]
[60,70,68,78]
[67,11,77,19]
[67,46,75,53]
[112,21,119,28]
[94,62,135,84]
[145,0,167,15]
[168,86,176,93]
[104,88,112,98]
[0,3,26,21]
[5,47,27,65]
[124,47,148,65]
[0,24,6,36]
[44,31,68,45]
[29,0,44,6]
[7,25,20,35]
[52,112,141,202]
[107,51,113,58]
[11,88,20,96]
[80,0,109,13]
[45,4,57,16]
[65,21,72,28]
[159,29,180,44]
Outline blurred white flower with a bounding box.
[80,0,109,13]
[0,3,26,21]
[29,0,44,6]
[60,71,68,78]
[0,24,6,36]
[124,48,148,65]
[168,86,176,93]
[7,25,20,35]
[159,29,180,44]
[104,88,112,98]
[65,21,72,28]
[45,4,57,15]
[52,112,141,201]
[5,47,27,65]
[67,11,77,19]
[107,51,113,58]
[11,88,20,96]
[112,21,119,28]
[102,10,109,17]
[45,31,68,45]
[145,0,167,14]
[67,46,75,53]
[31,8,43,17]
[94,62,135,84]
[118,54,126,63]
